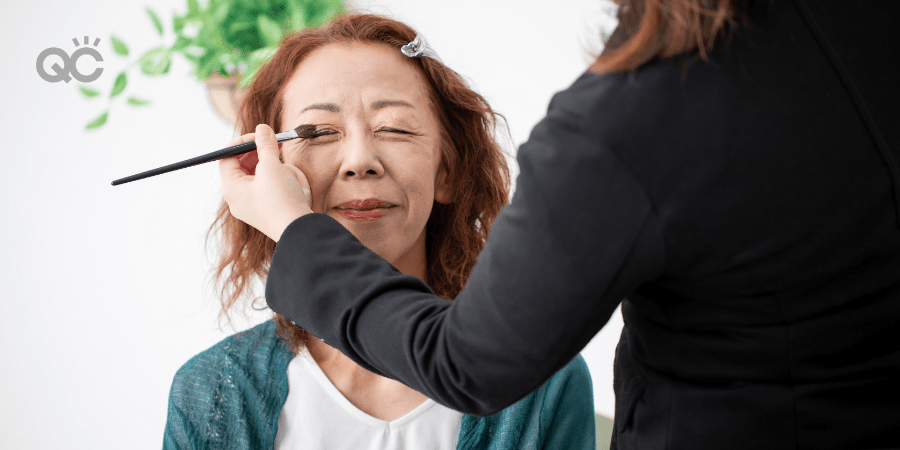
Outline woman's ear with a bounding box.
[434,166,454,204]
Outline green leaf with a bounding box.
[198,14,230,53]
[126,97,150,106]
[85,111,109,130]
[248,46,277,66]
[283,0,305,31]
[256,14,283,48]
[171,36,192,51]
[187,0,201,17]
[305,0,342,27]
[288,10,306,32]
[181,45,204,62]
[212,1,232,24]
[173,15,186,34]
[254,0,273,12]
[239,46,277,88]
[227,20,256,35]
[239,0,261,12]
[238,68,258,88]
[78,86,100,98]
[110,35,128,57]
[146,7,164,35]
[139,47,171,75]
[110,72,127,98]
[195,27,218,52]
[196,51,224,79]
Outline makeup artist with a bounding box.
[219,0,900,448]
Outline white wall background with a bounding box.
[0,0,620,447]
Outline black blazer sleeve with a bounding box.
[265,88,666,416]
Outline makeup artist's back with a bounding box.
[595,1,900,448]
[243,1,899,449]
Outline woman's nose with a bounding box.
[339,135,384,179]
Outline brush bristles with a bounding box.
[295,124,318,139]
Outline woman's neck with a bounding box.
[306,337,429,421]
[303,259,430,421]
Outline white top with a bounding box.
[274,347,463,450]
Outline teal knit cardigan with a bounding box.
[163,320,595,449]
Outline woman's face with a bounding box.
[279,42,450,277]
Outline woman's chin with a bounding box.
[327,210,427,275]
[331,211,390,232]
[331,213,394,248]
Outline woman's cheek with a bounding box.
[306,174,334,215]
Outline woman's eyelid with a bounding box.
[297,125,339,140]
[378,126,413,134]
[312,128,339,137]
[374,120,422,135]
[373,113,421,133]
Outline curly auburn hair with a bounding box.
[594,0,752,73]
[208,13,511,353]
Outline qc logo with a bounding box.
[37,36,104,83]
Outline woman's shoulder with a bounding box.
[523,353,593,418]
[165,320,293,448]
[457,355,595,450]
[168,319,292,400]
[544,353,593,393]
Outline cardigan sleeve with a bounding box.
[265,79,666,416]
[161,321,292,449]
[163,396,198,450]
[536,355,597,450]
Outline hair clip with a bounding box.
[401,34,443,63]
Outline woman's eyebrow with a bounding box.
[372,100,414,110]
[301,103,340,113]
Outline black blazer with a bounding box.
[266,0,900,448]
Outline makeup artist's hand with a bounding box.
[219,124,312,242]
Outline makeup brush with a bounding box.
[111,124,318,186]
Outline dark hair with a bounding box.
[208,13,511,352]
[593,0,751,73]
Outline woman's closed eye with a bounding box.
[377,127,412,134]
[299,127,417,146]
[304,128,340,144]
[375,127,419,140]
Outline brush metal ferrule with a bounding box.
[275,129,299,142]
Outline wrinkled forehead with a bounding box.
[278,42,439,128]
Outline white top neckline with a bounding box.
[274,346,462,449]
[295,346,439,429]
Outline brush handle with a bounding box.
[111,129,301,186]
[110,141,256,186]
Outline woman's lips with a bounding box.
[337,209,387,221]
[336,198,393,222]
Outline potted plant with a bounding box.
[79,0,344,129]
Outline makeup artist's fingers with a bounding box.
[253,123,311,202]
[217,124,312,242]
[219,153,249,184]
[218,131,258,185]
[251,124,309,190]
[218,131,256,198]
[252,123,310,192]
[221,132,259,174]
[226,132,256,146]
[238,151,259,175]
[254,124,281,165]
[283,163,311,198]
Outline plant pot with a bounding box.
[204,74,247,126]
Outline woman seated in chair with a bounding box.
[163,13,595,449]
